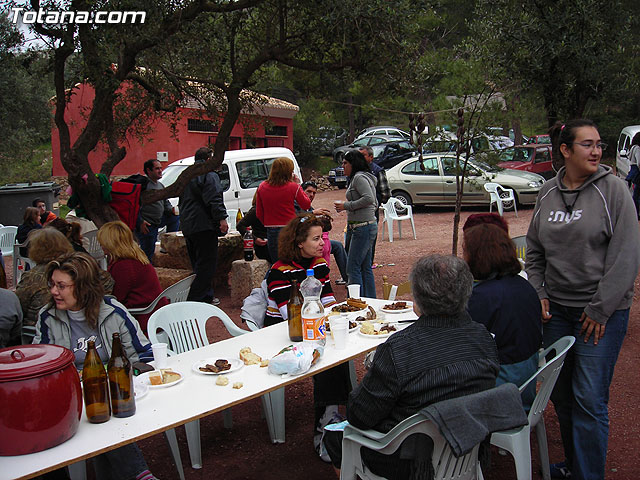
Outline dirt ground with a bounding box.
[25,188,640,479]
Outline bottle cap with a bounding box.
[306,269,314,276]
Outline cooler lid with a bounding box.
[0,344,75,382]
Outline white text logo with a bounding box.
[547,209,583,224]
[10,7,146,25]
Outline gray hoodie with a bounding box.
[344,171,378,223]
[526,164,640,324]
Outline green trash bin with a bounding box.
[0,182,60,227]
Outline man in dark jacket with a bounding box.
[137,159,180,262]
[179,147,228,305]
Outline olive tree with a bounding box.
[11,0,415,225]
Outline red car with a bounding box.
[497,145,555,179]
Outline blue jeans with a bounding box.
[330,240,348,280]
[91,443,149,480]
[345,223,377,298]
[543,302,629,480]
[137,211,180,262]
[267,227,282,264]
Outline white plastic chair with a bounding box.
[484,182,518,217]
[12,241,36,287]
[128,274,196,316]
[490,335,576,480]
[0,226,17,259]
[381,198,416,242]
[83,229,107,269]
[147,302,283,475]
[340,412,484,480]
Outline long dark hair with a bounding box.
[549,119,598,170]
[463,224,521,280]
[277,214,323,264]
[344,150,371,178]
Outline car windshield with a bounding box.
[499,147,533,163]
[161,165,185,188]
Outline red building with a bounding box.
[51,82,299,176]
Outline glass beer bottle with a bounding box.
[107,333,136,418]
[82,340,111,423]
[287,279,303,342]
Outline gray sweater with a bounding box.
[526,165,640,324]
[139,179,172,226]
[0,289,22,348]
[344,171,378,223]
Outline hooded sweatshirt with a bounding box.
[526,164,640,325]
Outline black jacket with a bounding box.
[179,168,227,235]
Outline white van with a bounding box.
[616,125,640,178]
[161,147,303,213]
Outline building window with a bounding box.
[265,125,287,137]
[188,118,218,133]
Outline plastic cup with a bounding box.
[151,343,168,369]
[330,317,349,350]
[347,284,361,299]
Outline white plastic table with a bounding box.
[2,298,417,479]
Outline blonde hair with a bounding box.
[28,228,74,264]
[97,221,149,264]
[266,157,294,186]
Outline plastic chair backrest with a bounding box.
[511,235,527,261]
[342,413,480,480]
[12,242,36,286]
[147,302,248,354]
[520,335,575,429]
[483,182,500,200]
[382,275,411,301]
[128,274,196,316]
[0,226,18,256]
[83,230,106,264]
[385,198,410,219]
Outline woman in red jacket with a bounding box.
[256,157,311,262]
[97,221,167,333]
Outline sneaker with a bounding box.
[335,278,347,285]
[314,407,345,463]
[211,297,221,306]
[549,461,572,479]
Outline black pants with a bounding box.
[185,230,218,303]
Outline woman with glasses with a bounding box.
[256,157,311,262]
[33,252,157,480]
[334,150,378,298]
[264,214,351,462]
[526,119,640,480]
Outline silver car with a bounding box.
[386,154,544,209]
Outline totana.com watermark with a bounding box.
[9,7,146,25]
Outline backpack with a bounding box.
[121,173,149,190]
[109,181,142,231]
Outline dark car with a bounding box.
[332,135,398,163]
[525,134,551,145]
[374,140,418,169]
[497,145,555,179]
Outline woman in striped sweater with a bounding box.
[264,214,351,462]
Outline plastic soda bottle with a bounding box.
[243,227,254,261]
[300,269,326,347]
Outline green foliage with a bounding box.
[0,144,53,185]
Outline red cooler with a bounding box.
[0,344,82,455]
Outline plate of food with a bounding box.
[331,297,369,314]
[139,369,184,388]
[380,301,413,314]
[192,358,244,375]
[358,321,398,338]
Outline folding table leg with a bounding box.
[67,460,86,480]
[261,387,286,443]
[164,428,186,480]
[185,420,202,469]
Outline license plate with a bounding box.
[336,176,347,182]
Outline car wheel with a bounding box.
[393,191,412,214]
[500,190,517,210]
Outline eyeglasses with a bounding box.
[572,142,608,151]
[48,280,74,292]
